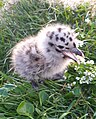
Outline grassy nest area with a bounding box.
[0,0,96,119]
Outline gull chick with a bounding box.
[11,23,84,84]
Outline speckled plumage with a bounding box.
[11,23,84,83]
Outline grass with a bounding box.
[0,0,96,118]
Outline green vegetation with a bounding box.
[0,0,4,8]
[0,0,96,118]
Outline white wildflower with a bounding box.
[86,80,90,84]
[76,77,80,80]
[63,75,67,79]
[80,80,83,84]
[90,60,94,64]
[70,82,76,87]
[86,60,94,64]
[85,18,91,24]
[92,71,96,74]
[81,76,86,81]
[72,81,76,85]
[67,84,71,89]
[89,77,93,81]
[88,97,91,99]
[90,74,95,78]
[74,67,77,70]
[87,72,92,76]
[83,62,87,65]
[74,66,79,70]
[78,71,82,74]
[84,71,88,76]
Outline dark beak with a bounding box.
[71,48,84,57]
[62,48,84,63]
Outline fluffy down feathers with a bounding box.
[11,23,84,82]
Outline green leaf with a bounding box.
[72,86,81,97]
[59,100,76,119]
[0,1,4,8]
[94,112,96,117]
[0,113,7,119]
[4,84,16,91]
[64,91,74,99]
[0,88,8,97]
[35,108,42,115]
[0,84,16,97]
[39,90,49,106]
[66,100,76,112]
[17,101,34,119]
[59,112,71,119]
[0,116,7,119]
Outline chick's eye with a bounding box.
[57,45,64,49]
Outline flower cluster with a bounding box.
[84,60,94,65]
[75,60,96,84]
[65,60,96,88]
